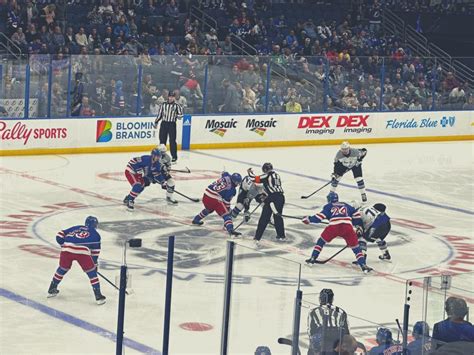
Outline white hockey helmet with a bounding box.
[158,144,167,153]
[340,141,350,154]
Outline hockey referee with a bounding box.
[248,162,286,244]
[154,91,183,163]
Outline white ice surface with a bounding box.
[0,141,473,354]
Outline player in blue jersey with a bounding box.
[123,148,177,210]
[192,172,242,236]
[433,297,474,344]
[351,201,392,261]
[302,192,373,273]
[47,216,106,305]
[369,328,402,355]
[407,321,432,354]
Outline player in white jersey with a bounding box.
[231,175,266,222]
[352,201,392,261]
[157,144,177,204]
[331,141,368,202]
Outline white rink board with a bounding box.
[189,111,474,147]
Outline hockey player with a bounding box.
[331,141,368,202]
[302,192,373,273]
[248,163,286,243]
[307,289,349,355]
[123,148,177,210]
[231,175,266,222]
[192,172,243,236]
[47,216,106,305]
[351,201,392,261]
[368,328,402,355]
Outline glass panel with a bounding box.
[29,54,50,118]
[0,59,28,118]
[228,242,301,354]
[207,55,268,114]
[50,54,70,118]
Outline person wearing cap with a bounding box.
[150,95,160,115]
[154,91,183,163]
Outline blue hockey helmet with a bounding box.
[231,173,242,186]
[327,192,339,203]
[151,148,161,158]
[413,321,430,337]
[376,328,393,345]
[85,216,99,229]
[319,288,334,305]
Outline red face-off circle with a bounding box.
[179,322,213,332]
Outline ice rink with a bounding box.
[1,141,473,354]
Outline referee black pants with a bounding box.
[159,121,178,160]
[255,193,285,240]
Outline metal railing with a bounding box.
[0,32,23,60]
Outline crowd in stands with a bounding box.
[382,0,474,15]
[0,0,472,117]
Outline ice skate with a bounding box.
[166,196,178,205]
[379,251,391,261]
[47,282,59,298]
[305,256,318,265]
[94,289,106,305]
[361,264,373,273]
[123,196,134,210]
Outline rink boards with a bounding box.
[1,110,473,155]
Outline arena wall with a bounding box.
[1,111,473,156]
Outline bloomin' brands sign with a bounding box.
[298,114,372,135]
[96,119,157,143]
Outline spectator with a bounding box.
[11,27,27,48]
[408,98,423,111]
[433,297,474,344]
[157,89,169,105]
[65,27,76,47]
[165,0,180,19]
[71,72,85,110]
[219,79,240,112]
[25,23,39,43]
[462,96,474,110]
[42,4,55,27]
[242,84,257,112]
[407,321,431,355]
[24,1,39,26]
[52,26,65,48]
[150,96,160,115]
[174,90,188,110]
[161,35,177,55]
[112,80,126,115]
[285,95,302,113]
[368,328,402,355]
[75,27,89,47]
[114,16,130,39]
[308,289,349,355]
[72,96,95,117]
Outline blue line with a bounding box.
[191,151,474,216]
[0,288,161,354]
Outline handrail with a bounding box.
[229,34,257,56]
[190,5,217,31]
[0,32,23,60]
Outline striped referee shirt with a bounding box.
[308,304,349,350]
[255,171,284,195]
[154,102,183,124]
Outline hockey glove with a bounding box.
[302,216,310,225]
[364,228,376,243]
[144,178,151,187]
[356,225,364,238]
[247,168,255,177]
[358,148,367,162]
[255,193,267,203]
[161,182,168,190]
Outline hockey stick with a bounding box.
[313,246,347,264]
[173,189,200,203]
[280,214,304,220]
[170,167,191,173]
[234,203,262,231]
[301,181,331,199]
[98,271,130,295]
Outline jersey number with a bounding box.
[330,206,347,216]
[214,178,228,192]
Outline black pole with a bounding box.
[162,236,175,355]
[292,289,303,355]
[116,264,128,355]
[402,303,410,355]
[221,241,235,355]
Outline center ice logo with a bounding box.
[96,120,112,142]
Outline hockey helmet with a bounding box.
[376,328,393,345]
[262,162,273,173]
[340,141,350,155]
[151,148,161,157]
[231,173,242,186]
[158,144,167,153]
[373,203,386,213]
[319,288,334,305]
[327,192,339,203]
[254,346,271,355]
[413,321,430,337]
[85,216,99,229]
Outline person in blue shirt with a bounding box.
[407,321,432,354]
[433,297,474,344]
[369,328,402,355]
[47,216,106,305]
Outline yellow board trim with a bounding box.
[190,135,474,150]
[0,144,182,156]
